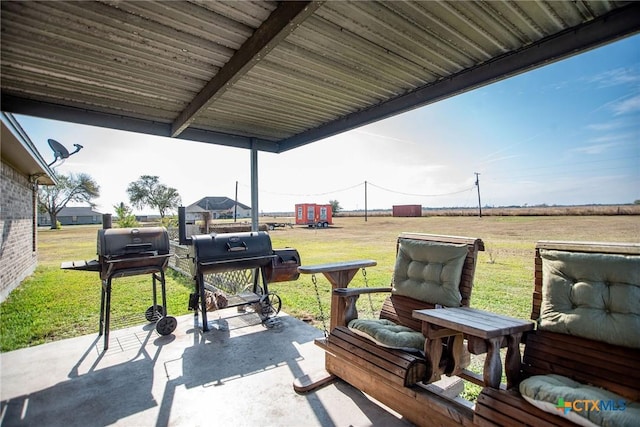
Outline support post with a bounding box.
[251,140,259,232]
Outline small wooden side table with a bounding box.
[413,307,534,389]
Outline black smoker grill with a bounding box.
[178,207,299,332]
[62,226,177,350]
[187,231,282,331]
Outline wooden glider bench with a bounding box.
[296,233,487,426]
[475,240,640,427]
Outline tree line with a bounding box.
[38,174,180,229]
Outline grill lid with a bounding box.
[189,231,274,274]
[97,227,169,257]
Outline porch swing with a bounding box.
[293,232,486,426]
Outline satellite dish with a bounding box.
[48,139,70,160]
[47,139,83,167]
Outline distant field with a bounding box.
[266,215,639,323]
[269,203,640,218]
[1,215,638,352]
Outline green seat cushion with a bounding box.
[348,319,425,353]
[392,239,468,307]
[539,250,640,348]
[520,374,640,427]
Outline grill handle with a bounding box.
[227,242,248,252]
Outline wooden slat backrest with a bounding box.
[522,330,640,401]
[380,294,436,331]
[379,233,484,328]
[530,240,640,321]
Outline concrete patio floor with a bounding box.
[0,309,413,427]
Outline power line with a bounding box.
[367,182,475,197]
[239,181,364,197]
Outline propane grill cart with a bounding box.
[62,226,177,350]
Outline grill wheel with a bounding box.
[156,316,178,336]
[257,292,282,320]
[145,305,166,322]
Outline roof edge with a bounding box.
[0,97,280,153]
[1,112,57,185]
[276,2,640,153]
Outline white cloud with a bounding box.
[586,120,626,131]
[587,67,640,88]
[571,142,618,155]
[611,94,640,115]
[588,132,636,144]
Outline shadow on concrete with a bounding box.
[1,313,410,427]
[2,357,156,427]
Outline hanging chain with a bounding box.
[362,267,375,317]
[311,273,329,337]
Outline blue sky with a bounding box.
[15,33,640,215]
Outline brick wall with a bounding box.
[0,160,38,302]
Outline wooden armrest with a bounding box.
[332,287,392,327]
[298,259,377,274]
[333,287,391,297]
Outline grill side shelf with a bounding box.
[61,260,101,271]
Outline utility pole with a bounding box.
[364,180,368,222]
[474,172,482,218]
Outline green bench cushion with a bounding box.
[539,250,640,349]
[347,239,469,353]
[348,319,425,353]
[520,374,640,427]
[392,239,468,307]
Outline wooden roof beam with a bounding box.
[171,1,322,138]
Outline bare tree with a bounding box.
[38,173,100,229]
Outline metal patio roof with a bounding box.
[1,1,639,154]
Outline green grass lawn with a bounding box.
[1,215,637,352]
[1,225,193,351]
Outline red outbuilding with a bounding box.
[392,204,422,217]
[295,203,333,227]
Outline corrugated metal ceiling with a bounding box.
[1,1,639,153]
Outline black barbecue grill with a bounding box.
[186,231,282,331]
[177,206,301,332]
[62,226,177,350]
